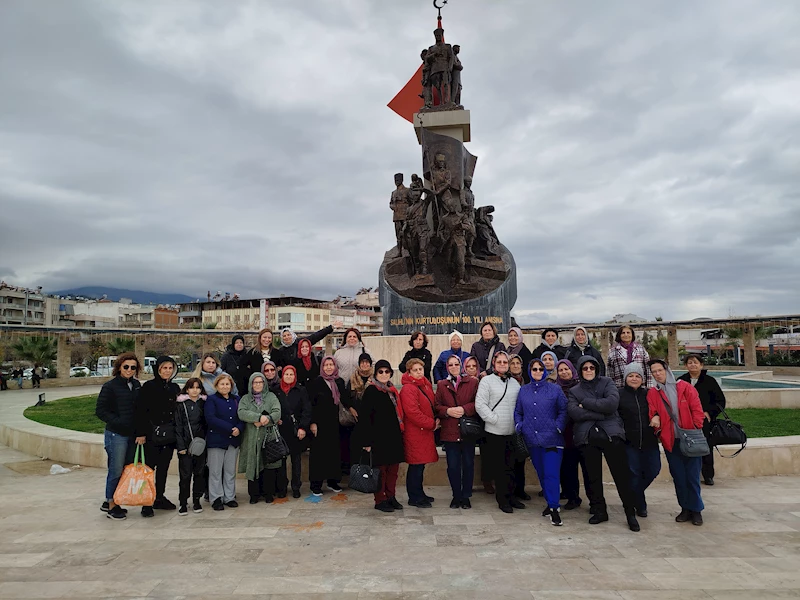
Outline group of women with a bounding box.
[95,322,724,530]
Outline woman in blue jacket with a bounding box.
[204,373,244,511]
[514,358,568,526]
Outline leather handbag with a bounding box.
[152,423,176,446]
[349,451,381,494]
[512,431,529,459]
[182,402,206,456]
[338,402,357,427]
[709,408,747,457]
[459,416,484,440]
[588,422,613,448]
[659,395,710,457]
[261,426,290,464]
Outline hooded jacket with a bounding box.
[134,356,180,440]
[475,371,520,436]
[647,368,704,453]
[96,374,141,437]
[618,383,658,451]
[564,327,605,376]
[469,336,507,374]
[677,369,726,418]
[175,392,207,452]
[221,335,249,395]
[566,355,626,446]
[398,372,439,465]
[514,362,568,449]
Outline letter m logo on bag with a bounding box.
[126,478,147,495]
[114,447,156,506]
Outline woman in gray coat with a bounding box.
[567,356,640,532]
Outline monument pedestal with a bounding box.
[413,110,471,144]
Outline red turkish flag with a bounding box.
[387,64,424,123]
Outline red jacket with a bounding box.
[647,380,705,452]
[399,372,439,465]
[434,376,479,443]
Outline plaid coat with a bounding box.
[607,342,652,388]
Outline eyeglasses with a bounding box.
[121,365,137,371]
[530,367,544,372]
[264,367,275,372]
[581,365,596,372]
[377,368,391,375]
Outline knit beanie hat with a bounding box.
[624,362,645,381]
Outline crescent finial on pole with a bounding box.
[433,0,447,28]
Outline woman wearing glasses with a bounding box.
[95,352,142,520]
[567,356,640,532]
[358,360,406,512]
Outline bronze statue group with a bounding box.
[96,322,722,531]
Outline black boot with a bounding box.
[588,511,608,524]
[626,509,641,532]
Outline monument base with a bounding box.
[379,245,517,336]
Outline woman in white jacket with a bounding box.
[475,351,522,513]
[334,328,371,384]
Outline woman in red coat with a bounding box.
[399,358,440,507]
[646,359,706,526]
[435,354,480,509]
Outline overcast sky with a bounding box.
[1,0,798,325]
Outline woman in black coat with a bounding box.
[273,325,334,370]
[221,334,250,397]
[398,331,433,382]
[564,327,605,376]
[272,365,312,498]
[293,338,320,386]
[241,328,274,390]
[469,321,507,377]
[357,360,406,512]
[307,356,347,495]
[134,356,180,517]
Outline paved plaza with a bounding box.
[2,437,800,599]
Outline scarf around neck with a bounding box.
[506,327,524,356]
[371,379,403,428]
[320,356,341,405]
[556,359,579,392]
[280,365,298,395]
[621,341,635,364]
[298,339,313,371]
[573,327,589,351]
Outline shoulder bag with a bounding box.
[709,407,747,457]
[349,450,381,494]
[261,425,290,464]
[659,393,710,457]
[181,402,206,456]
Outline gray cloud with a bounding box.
[1,0,798,325]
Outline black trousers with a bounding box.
[513,459,526,494]
[479,438,492,483]
[277,453,303,494]
[580,439,636,514]
[178,452,206,504]
[484,433,515,507]
[143,442,174,501]
[248,468,278,500]
[560,447,592,502]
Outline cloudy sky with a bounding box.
[1,0,798,325]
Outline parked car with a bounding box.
[23,367,49,379]
[69,366,91,377]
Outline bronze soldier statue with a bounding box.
[389,173,410,256]
[404,178,432,276]
[420,49,433,109]
[474,205,502,258]
[461,175,476,258]
[430,153,458,215]
[425,28,454,106]
[451,45,463,107]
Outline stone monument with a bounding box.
[379,8,517,335]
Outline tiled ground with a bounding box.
[2,443,800,599]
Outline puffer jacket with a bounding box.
[514,364,568,448]
[398,372,439,465]
[434,375,479,442]
[334,343,371,384]
[175,394,207,453]
[96,375,141,437]
[567,356,625,446]
[617,384,658,450]
[475,373,520,435]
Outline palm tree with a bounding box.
[107,337,135,355]
[645,334,670,360]
[11,336,57,366]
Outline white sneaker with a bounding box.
[312,490,323,497]
[326,483,343,493]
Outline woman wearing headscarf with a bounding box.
[293,338,320,386]
[273,324,334,370]
[464,356,480,380]
[515,358,568,526]
[243,328,274,389]
[134,356,180,517]
[433,330,471,382]
[347,353,374,406]
[567,355,640,532]
[357,360,405,512]
[618,363,660,518]
[540,351,559,383]
[262,360,280,390]
[221,334,249,397]
[192,353,238,397]
[565,327,605,376]
[272,365,312,499]
[399,331,433,381]
[307,356,347,495]
[400,357,439,507]
[470,321,507,378]
[465,355,495,494]
[607,326,651,388]
[506,327,532,383]
[334,328,371,384]
[647,359,705,526]
[532,328,566,361]
[237,372,282,504]
[508,355,525,386]
[678,353,727,486]
[556,359,590,511]
[434,354,479,509]
[475,351,523,513]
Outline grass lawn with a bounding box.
[21,395,800,439]
[23,394,105,434]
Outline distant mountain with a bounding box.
[49,287,197,305]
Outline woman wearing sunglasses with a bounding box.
[95,352,142,520]
[567,355,640,532]
[357,360,406,512]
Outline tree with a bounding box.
[107,337,135,355]
[755,326,776,344]
[645,334,669,360]
[11,336,57,367]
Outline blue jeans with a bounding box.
[444,441,475,500]
[625,445,662,511]
[530,446,563,509]
[104,429,132,501]
[406,463,427,503]
[665,446,704,512]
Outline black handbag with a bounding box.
[709,408,747,457]
[152,423,176,446]
[459,416,484,440]
[512,431,529,459]
[261,426,290,464]
[588,422,612,448]
[349,451,381,494]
